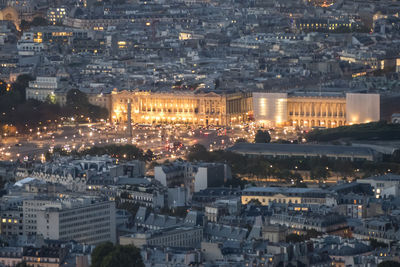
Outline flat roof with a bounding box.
[243,186,331,194]
[362,174,400,181]
[227,143,375,157]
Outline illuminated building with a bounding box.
[0,7,20,30]
[46,7,67,25]
[110,90,252,126]
[307,0,335,7]
[253,92,380,128]
[294,18,355,32]
[26,77,59,102]
[241,187,336,206]
[0,210,23,236]
[228,143,379,161]
[72,38,106,54]
[31,27,88,44]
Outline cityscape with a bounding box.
[0,0,400,266]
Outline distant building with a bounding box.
[167,187,188,207]
[353,218,400,244]
[118,179,166,209]
[294,18,356,32]
[270,212,348,235]
[28,26,89,44]
[0,208,23,236]
[261,224,287,243]
[358,174,400,198]
[0,247,23,266]
[23,245,68,267]
[312,236,372,267]
[111,90,252,126]
[241,187,337,207]
[36,199,116,245]
[334,194,384,219]
[205,199,240,223]
[17,32,44,54]
[154,161,230,194]
[192,187,242,206]
[22,197,116,245]
[26,77,59,102]
[46,7,67,25]
[134,207,183,230]
[120,226,203,248]
[228,143,379,161]
[252,92,380,128]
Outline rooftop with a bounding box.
[228,143,376,157]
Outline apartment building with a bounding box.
[36,199,116,245]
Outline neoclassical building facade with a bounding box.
[287,94,347,128]
[103,90,379,128]
[110,90,252,126]
[253,92,380,128]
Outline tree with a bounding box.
[91,242,115,267]
[16,262,28,267]
[66,89,108,121]
[378,261,400,267]
[254,130,271,143]
[149,161,160,169]
[247,199,262,206]
[235,138,248,143]
[31,17,49,26]
[81,144,146,161]
[0,175,5,190]
[117,201,140,219]
[286,233,304,243]
[187,144,212,162]
[100,245,144,267]
[67,89,89,109]
[392,149,400,163]
[310,166,329,181]
[91,243,144,267]
[370,238,388,249]
[145,149,154,161]
[20,17,48,31]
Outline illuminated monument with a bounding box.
[253,92,380,128]
[0,7,20,30]
[109,89,379,128]
[111,90,252,126]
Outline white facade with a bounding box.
[26,77,59,102]
[193,164,227,193]
[23,199,61,236]
[17,41,44,53]
[345,93,380,125]
[252,92,288,127]
[358,175,400,199]
[155,162,229,194]
[168,187,187,207]
[36,200,116,245]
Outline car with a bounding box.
[15,143,22,147]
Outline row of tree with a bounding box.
[51,144,154,162]
[91,242,144,267]
[306,121,400,142]
[0,76,108,133]
[16,242,144,267]
[186,144,400,181]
